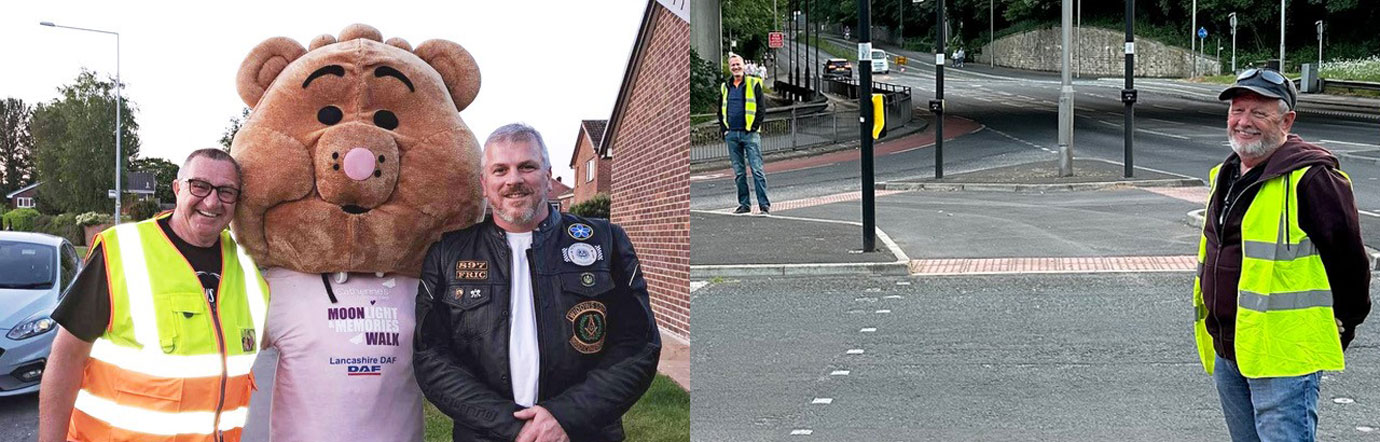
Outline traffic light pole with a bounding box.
[932,0,946,179]
[1123,0,1137,178]
[859,0,876,253]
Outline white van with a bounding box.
[871,50,889,74]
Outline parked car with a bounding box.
[871,49,890,74]
[823,58,852,80]
[0,231,80,396]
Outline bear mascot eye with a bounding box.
[318,106,343,125]
[373,110,398,130]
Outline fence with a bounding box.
[690,108,862,163]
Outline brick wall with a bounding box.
[609,4,690,341]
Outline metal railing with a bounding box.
[691,108,862,163]
[1324,79,1380,92]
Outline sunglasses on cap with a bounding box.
[1236,68,1286,85]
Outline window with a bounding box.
[16,197,34,208]
[586,159,595,183]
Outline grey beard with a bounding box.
[1229,133,1282,162]
[495,198,544,225]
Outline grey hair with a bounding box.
[179,148,243,185]
[728,53,743,63]
[483,123,550,170]
[1277,99,1291,117]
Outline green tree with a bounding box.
[723,0,779,61]
[219,107,250,151]
[31,70,141,215]
[129,157,179,204]
[0,97,35,198]
[691,50,722,115]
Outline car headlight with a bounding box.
[7,315,57,340]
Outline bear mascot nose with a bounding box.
[343,147,379,181]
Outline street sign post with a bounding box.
[1198,27,1207,76]
[1229,12,1237,73]
[768,31,783,49]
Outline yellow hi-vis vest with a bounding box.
[69,214,268,442]
[1193,164,1347,378]
[721,76,761,131]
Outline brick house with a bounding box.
[5,182,40,209]
[549,176,574,211]
[602,0,689,350]
[568,120,610,206]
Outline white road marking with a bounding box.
[847,349,865,354]
[875,309,891,314]
[1334,397,1355,404]
[1359,210,1380,218]
[895,281,912,285]
[860,327,877,333]
[790,429,814,435]
[811,398,834,405]
[883,295,904,299]
[690,173,725,181]
[830,370,851,376]
[1319,139,1380,148]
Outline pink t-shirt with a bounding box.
[262,268,422,442]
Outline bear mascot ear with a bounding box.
[413,39,481,112]
[236,37,307,108]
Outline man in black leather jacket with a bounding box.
[414,123,660,442]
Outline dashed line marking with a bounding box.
[811,398,834,405]
[830,370,851,376]
[846,349,865,355]
[875,309,892,314]
[790,429,814,435]
[883,295,904,299]
[860,327,877,333]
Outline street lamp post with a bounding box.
[1280,0,1286,71]
[1191,0,1197,77]
[41,21,122,224]
[1229,12,1237,73]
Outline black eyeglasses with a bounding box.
[182,178,240,203]
[1237,68,1286,85]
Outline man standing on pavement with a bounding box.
[718,53,771,215]
[414,123,661,441]
[38,148,269,442]
[1193,68,1371,441]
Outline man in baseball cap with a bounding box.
[1193,68,1371,441]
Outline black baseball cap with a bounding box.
[1218,68,1297,110]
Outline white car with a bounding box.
[0,231,80,396]
[871,49,890,74]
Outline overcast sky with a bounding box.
[1,0,646,183]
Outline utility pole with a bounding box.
[898,0,903,46]
[1058,0,1075,176]
[804,0,811,95]
[990,0,994,67]
[1229,12,1237,73]
[1076,0,1081,78]
[859,0,876,253]
[1123,0,1136,178]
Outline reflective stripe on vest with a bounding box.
[71,216,268,441]
[1193,164,1346,378]
[721,76,759,131]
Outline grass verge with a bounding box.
[423,374,689,442]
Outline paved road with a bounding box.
[696,36,1380,248]
[691,273,1380,441]
[0,393,38,442]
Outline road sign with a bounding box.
[858,42,872,61]
[108,189,117,198]
[769,32,784,48]
[1197,27,1208,40]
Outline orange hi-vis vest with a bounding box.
[68,215,268,442]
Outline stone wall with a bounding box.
[975,26,1220,78]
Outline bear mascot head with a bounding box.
[229,23,483,277]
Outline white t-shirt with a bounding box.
[506,232,540,407]
[260,269,423,442]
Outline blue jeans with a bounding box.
[1213,355,1320,442]
[725,130,769,209]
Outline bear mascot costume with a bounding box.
[229,24,483,441]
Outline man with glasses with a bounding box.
[39,148,269,442]
[1193,68,1371,441]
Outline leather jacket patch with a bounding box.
[566,300,607,354]
[455,260,489,281]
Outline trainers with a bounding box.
[759,206,770,215]
[733,206,751,214]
